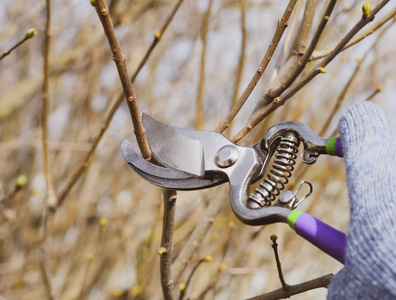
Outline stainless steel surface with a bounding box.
[119,117,332,226]
[215,145,239,167]
[143,113,205,177]
[264,121,327,164]
[120,139,227,190]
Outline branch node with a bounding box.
[100,7,107,16]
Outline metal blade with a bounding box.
[143,113,205,177]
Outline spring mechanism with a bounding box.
[248,133,300,208]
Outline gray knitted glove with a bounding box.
[327,102,396,299]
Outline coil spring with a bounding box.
[248,133,300,208]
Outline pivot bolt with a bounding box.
[215,145,239,167]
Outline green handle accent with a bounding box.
[287,210,303,230]
[326,137,338,156]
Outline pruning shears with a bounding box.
[120,114,346,263]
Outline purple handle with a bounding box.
[288,211,346,264]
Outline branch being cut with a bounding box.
[94,0,151,160]
[55,0,183,209]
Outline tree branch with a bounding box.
[310,7,396,61]
[160,190,177,300]
[226,0,247,136]
[94,0,151,160]
[232,0,390,143]
[196,0,213,130]
[245,273,334,300]
[215,0,298,133]
[0,28,36,61]
[55,0,183,209]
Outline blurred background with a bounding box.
[0,0,395,299]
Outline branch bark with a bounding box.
[94,0,151,160]
[245,273,334,300]
[160,190,177,300]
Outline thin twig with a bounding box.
[232,0,390,142]
[94,0,151,160]
[366,86,383,101]
[196,0,213,130]
[245,273,334,300]
[270,235,287,290]
[215,0,298,133]
[0,176,27,205]
[310,7,396,61]
[42,0,56,210]
[56,0,183,210]
[0,28,36,61]
[160,190,177,300]
[226,0,247,136]
[179,256,211,300]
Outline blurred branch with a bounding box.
[56,0,183,210]
[78,218,107,299]
[0,175,27,205]
[366,86,383,101]
[0,28,36,61]
[245,273,334,300]
[226,0,247,136]
[310,7,396,61]
[93,0,151,160]
[319,17,390,136]
[196,0,213,130]
[215,0,298,133]
[39,209,54,300]
[260,0,336,110]
[232,0,390,143]
[40,2,55,299]
[171,186,226,286]
[160,190,177,300]
[319,58,362,136]
[42,0,57,210]
[179,256,211,300]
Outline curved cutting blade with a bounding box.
[120,139,227,190]
[143,113,205,177]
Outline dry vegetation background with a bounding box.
[1,0,396,299]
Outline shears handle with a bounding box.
[287,210,346,264]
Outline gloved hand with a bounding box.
[327,102,396,299]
